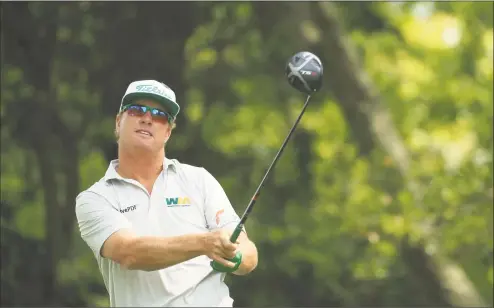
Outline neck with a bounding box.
[117,147,165,182]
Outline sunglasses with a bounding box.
[121,104,174,124]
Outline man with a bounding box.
[75,80,258,307]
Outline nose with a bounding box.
[139,110,153,124]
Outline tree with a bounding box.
[1,2,491,306]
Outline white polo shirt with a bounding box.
[75,158,243,307]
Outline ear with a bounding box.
[115,114,122,134]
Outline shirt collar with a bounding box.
[104,157,176,182]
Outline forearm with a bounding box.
[233,236,258,275]
[122,233,206,271]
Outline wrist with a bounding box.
[197,233,210,255]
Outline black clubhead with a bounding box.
[285,51,323,94]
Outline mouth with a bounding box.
[135,129,153,137]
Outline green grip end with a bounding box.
[210,251,243,273]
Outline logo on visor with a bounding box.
[135,84,173,101]
[165,197,191,207]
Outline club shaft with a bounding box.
[230,95,312,242]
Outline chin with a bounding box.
[134,140,156,150]
[121,135,162,152]
[138,140,165,153]
[123,138,153,151]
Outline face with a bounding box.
[115,99,173,153]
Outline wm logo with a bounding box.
[165,197,191,207]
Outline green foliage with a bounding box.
[1,1,492,307]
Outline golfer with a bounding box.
[75,80,258,307]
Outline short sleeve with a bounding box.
[75,191,132,256]
[202,168,242,231]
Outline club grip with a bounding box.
[210,223,244,273]
[229,224,243,243]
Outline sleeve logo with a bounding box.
[215,209,224,225]
[120,204,137,213]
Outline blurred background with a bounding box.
[1,1,493,307]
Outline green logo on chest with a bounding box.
[165,197,191,207]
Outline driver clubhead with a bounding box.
[286,51,323,94]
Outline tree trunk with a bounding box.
[3,3,82,304]
[33,140,61,305]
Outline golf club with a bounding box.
[211,51,323,272]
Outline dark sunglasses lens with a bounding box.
[125,105,171,123]
[153,110,170,123]
[127,105,145,116]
